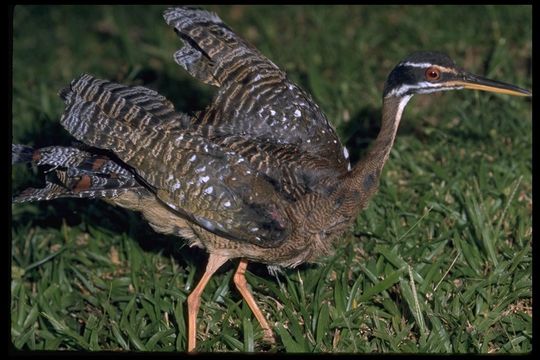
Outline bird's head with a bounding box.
[383,51,531,99]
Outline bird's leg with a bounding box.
[233,259,276,344]
[187,253,229,352]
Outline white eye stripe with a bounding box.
[388,81,445,97]
[400,62,458,74]
[401,62,433,68]
[415,86,463,94]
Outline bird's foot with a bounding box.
[262,328,276,345]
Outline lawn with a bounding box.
[11,5,532,353]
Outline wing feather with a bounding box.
[58,75,290,247]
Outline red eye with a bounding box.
[425,67,441,81]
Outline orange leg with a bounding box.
[233,259,275,344]
[187,254,229,352]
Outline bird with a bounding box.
[12,6,531,352]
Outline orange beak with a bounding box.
[455,73,531,97]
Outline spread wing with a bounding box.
[22,8,354,248]
[163,7,351,174]
[58,74,290,247]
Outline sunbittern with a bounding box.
[12,7,531,352]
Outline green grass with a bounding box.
[11,5,532,353]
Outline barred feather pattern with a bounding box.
[12,7,366,267]
[12,144,146,203]
[59,74,293,247]
[164,7,351,174]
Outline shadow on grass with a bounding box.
[15,112,73,149]
[11,196,294,283]
[340,106,381,164]
[11,197,212,272]
[341,105,423,164]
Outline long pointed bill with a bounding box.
[456,73,531,97]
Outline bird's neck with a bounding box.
[294,95,412,247]
[361,95,412,172]
[340,95,412,205]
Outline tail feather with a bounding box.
[13,176,145,203]
[13,181,70,203]
[12,144,133,178]
[12,144,146,203]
